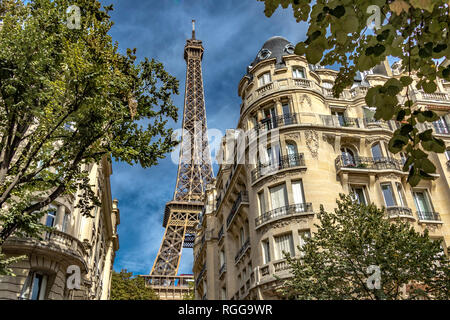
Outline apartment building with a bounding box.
[0,156,120,300]
[193,36,450,300]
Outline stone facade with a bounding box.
[0,156,120,300]
[193,36,450,300]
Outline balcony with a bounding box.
[251,153,306,183]
[226,191,249,228]
[255,203,313,228]
[386,206,414,218]
[417,211,441,222]
[245,79,369,111]
[335,156,404,173]
[273,259,291,273]
[412,90,450,103]
[293,78,312,88]
[217,226,224,242]
[235,238,250,264]
[254,113,298,133]
[195,263,206,288]
[258,258,293,283]
[3,230,88,270]
[321,115,362,128]
[363,117,392,130]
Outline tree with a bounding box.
[110,270,159,300]
[183,281,195,300]
[280,195,450,300]
[258,0,449,186]
[0,0,179,265]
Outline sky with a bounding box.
[102,0,309,276]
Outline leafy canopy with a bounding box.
[110,270,159,300]
[280,195,450,300]
[259,0,449,186]
[0,0,179,276]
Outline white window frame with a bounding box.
[258,72,271,87]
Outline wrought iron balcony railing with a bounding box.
[417,211,441,221]
[335,156,404,172]
[386,206,413,217]
[235,238,250,264]
[251,153,305,182]
[217,226,224,242]
[226,191,249,227]
[255,203,313,227]
[195,263,206,288]
[254,113,298,132]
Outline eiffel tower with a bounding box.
[141,21,214,300]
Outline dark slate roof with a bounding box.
[247,36,294,74]
[244,36,369,85]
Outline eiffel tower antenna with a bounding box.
[144,21,214,299]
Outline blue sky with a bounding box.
[102,0,309,276]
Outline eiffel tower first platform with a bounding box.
[139,21,214,300]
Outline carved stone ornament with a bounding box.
[299,94,312,109]
[304,130,319,159]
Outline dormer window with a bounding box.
[257,49,272,60]
[284,44,295,54]
[292,67,306,79]
[258,72,271,87]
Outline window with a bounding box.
[371,143,383,161]
[292,67,305,79]
[292,180,306,212]
[270,184,288,213]
[262,107,277,130]
[62,212,70,233]
[219,250,225,268]
[258,191,266,215]
[433,116,449,134]
[262,240,271,264]
[282,103,292,125]
[413,190,434,220]
[258,49,272,60]
[239,228,245,247]
[351,186,367,205]
[258,72,271,87]
[29,272,48,300]
[322,81,334,89]
[381,183,396,207]
[400,152,408,165]
[221,287,227,300]
[396,183,407,207]
[445,149,450,161]
[274,233,295,260]
[333,111,346,127]
[45,205,57,227]
[286,142,299,166]
[341,147,356,166]
[266,144,281,168]
[298,231,311,257]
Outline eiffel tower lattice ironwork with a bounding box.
[149,20,214,284]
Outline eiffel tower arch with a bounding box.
[140,21,214,300]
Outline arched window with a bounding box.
[341,147,356,166]
[286,141,299,166]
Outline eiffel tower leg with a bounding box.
[151,211,189,276]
